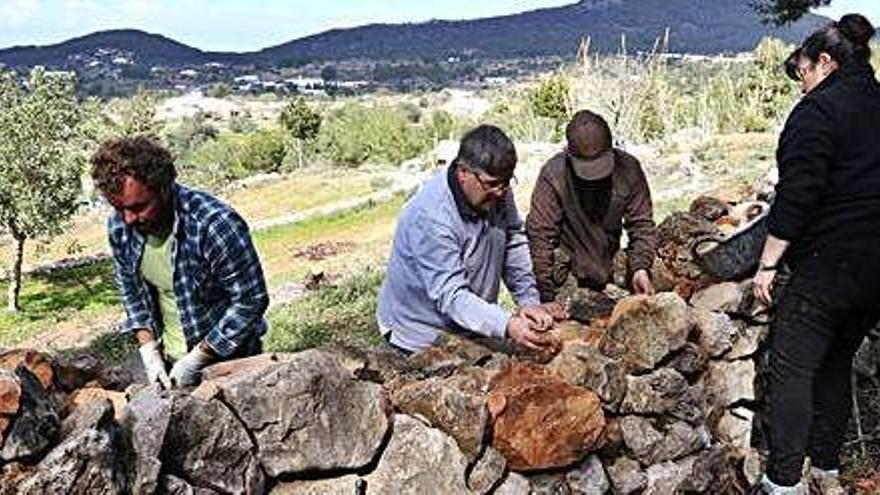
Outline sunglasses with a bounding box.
[467,168,518,193]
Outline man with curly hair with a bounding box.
[91,135,269,388]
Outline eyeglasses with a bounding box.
[468,168,518,193]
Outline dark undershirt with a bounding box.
[567,157,613,223]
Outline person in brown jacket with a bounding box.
[527,110,657,303]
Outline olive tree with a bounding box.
[279,97,321,169]
[0,68,90,312]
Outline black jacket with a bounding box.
[768,62,880,263]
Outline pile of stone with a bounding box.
[0,280,769,494]
[616,195,770,300]
[0,194,849,494]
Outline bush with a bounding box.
[397,102,423,124]
[567,35,800,144]
[484,94,558,143]
[737,37,799,131]
[205,83,232,98]
[430,109,455,141]
[228,112,257,134]
[181,128,289,187]
[279,97,322,141]
[316,103,431,167]
[529,73,570,124]
[106,90,164,138]
[163,111,219,158]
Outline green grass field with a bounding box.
[0,191,406,353]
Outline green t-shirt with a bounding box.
[140,233,187,360]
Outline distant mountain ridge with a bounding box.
[0,29,232,67]
[0,0,829,68]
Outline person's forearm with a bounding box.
[527,178,563,302]
[624,217,657,273]
[504,239,542,307]
[528,241,556,302]
[441,288,510,339]
[205,298,267,357]
[759,234,791,268]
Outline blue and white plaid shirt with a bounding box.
[108,183,269,357]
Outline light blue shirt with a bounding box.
[377,166,541,352]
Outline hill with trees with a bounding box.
[0,0,829,70]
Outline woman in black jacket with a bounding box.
[753,13,880,494]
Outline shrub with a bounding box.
[181,128,289,187]
[106,90,164,138]
[316,103,430,167]
[163,110,219,158]
[228,113,257,134]
[430,109,455,141]
[205,83,232,98]
[568,35,799,144]
[484,93,557,143]
[529,73,570,124]
[279,97,322,141]
[397,102,423,124]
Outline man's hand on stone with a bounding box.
[540,302,569,321]
[507,315,556,351]
[631,269,655,295]
[138,339,172,389]
[517,304,554,332]
[169,343,215,388]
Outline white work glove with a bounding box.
[139,340,172,389]
[169,344,215,388]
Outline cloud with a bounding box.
[0,0,40,26]
[62,0,97,10]
[125,0,160,14]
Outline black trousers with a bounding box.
[766,247,880,485]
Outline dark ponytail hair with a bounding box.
[800,13,875,67]
[838,13,875,62]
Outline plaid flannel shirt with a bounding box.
[108,183,269,357]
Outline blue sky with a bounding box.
[0,0,878,52]
[815,0,880,22]
[0,0,573,51]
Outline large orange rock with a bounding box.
[0,371,21,416]
[0,417,9,444]
[0,349,53,390]
[0,370,21,445]
[488,362,605,471]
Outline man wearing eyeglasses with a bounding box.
[376,125,565,354]
[527,110,657,304]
